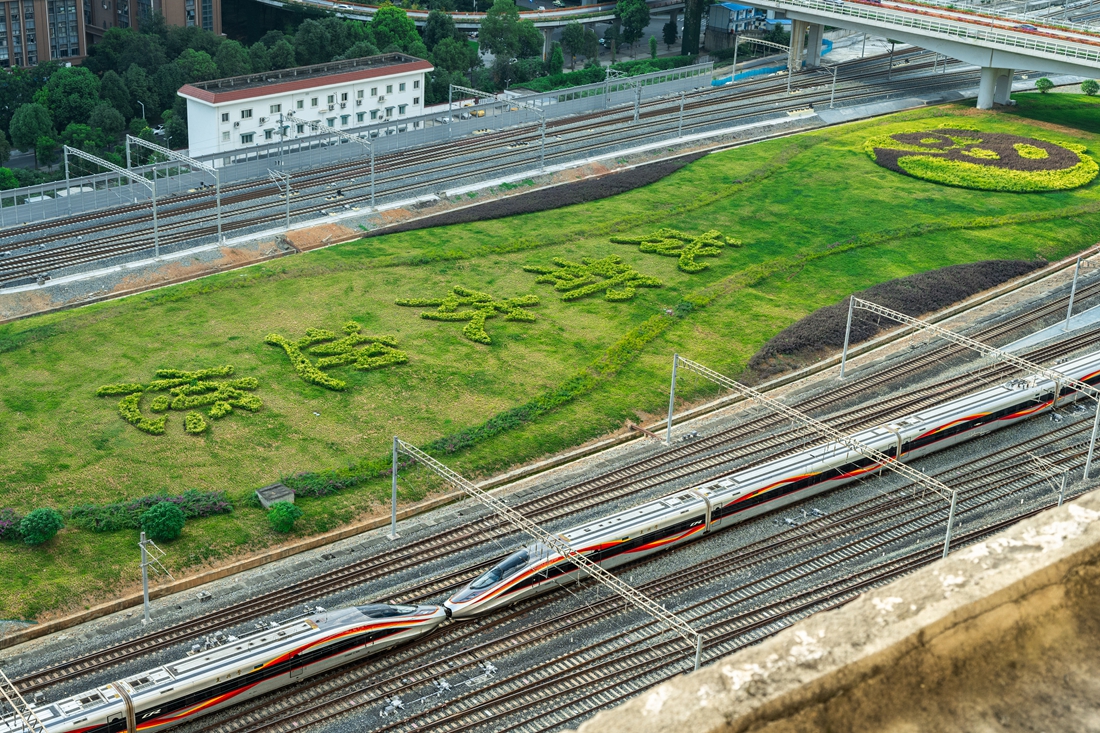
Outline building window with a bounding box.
[370,87,377,96]
[413,97,419,105]
[311,97,318,107]
[296,99,304,109]
[326,94,334,104]
[357,89,363,99]
[399,82,405,92]
[385,84,392,94]
[241,132,254,143]
[264,129,274,139]
[340,114,349,125]
[269,103,281,113]
[241,109,252,119]
[221,112,229,122]
[413,79,420,89]
[326,117,335,127]
[296,123,304,133]
[340,92,347,101]
[222,131,230,141]
[356,112,364,122]
[398,104,406,115]
[385,106,393,117]
[370,110,378,120]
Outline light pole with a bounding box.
[138,100,146,119]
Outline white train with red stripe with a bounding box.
[445,349,1100,618]
[1,604,446,733]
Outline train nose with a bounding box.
[443,604,452,618]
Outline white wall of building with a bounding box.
[184,70,428,158]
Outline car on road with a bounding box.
[1014,23,1038,30]
[151,125,166,136]
[553,0,564,6]
[435,115,453,123]
[335,3,354,8]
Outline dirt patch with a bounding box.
[364,153,708,239]
[748,259,1047,378]
[288,223,361,252]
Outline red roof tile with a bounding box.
[179,60,434,105]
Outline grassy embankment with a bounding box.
[1,96,1099,621]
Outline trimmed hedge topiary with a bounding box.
[265,321,408,391]
[69,490,232,533]
[141,501,186,542]
[865,126,1098,192]
[20,508,64,546]
[523,256,662,301]
[397,287,539,344]
[0,508,23,541]
[268,501,303,533]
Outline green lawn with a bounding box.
[2,96,1099,621]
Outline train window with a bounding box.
[77,693,102,706]
[358,604,419,618]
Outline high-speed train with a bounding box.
[1,604,446,733]
[445,350,1100,618]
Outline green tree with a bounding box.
[19,508,63,546]
[248,42,271,73]
[9,103,53,164]
[479,0,522,57]
[141,501,186,542]
[100,70,133,119]
[35,134,58,167]
[432,36,473,73]
[425,9,458,50]
[294,19,333,65]
[0,129,11,164]
[662,19,677,49]
[269,39,297,70]
[267,501,303,533]
[61,123,106,152]
[1035,77,1054,93]
[1082,79,1099,96]
[140,11,168,39]
[603,24,621,61]
[215,39,251,77]
[165,106,188,149]
[0,167,17,189]
[152,62,187,113]
[372,3,419,51]
[129,117,150,136]
[616,0,650,55]
[177,48,219,83]
[167,24,221,58]
[681,0,703,54]
[124,64,159,120]
[561,21,585,70]
[583,27,599,61]
[340,40,381,60]
[33,66,101,130]
[649,35,658,59]
[546,41,563,75]
[90,103,126,142]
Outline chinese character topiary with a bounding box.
[611,228,741,272]
[397,286,540,344]
[265,321,408,391]
[523,255,662,301]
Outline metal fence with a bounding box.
[0,62,713,233]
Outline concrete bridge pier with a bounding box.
[977,66,1013,108]
[788,19,808,70]
[805,22,823,67]
[543,27,553,61]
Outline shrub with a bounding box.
[268,501,302,533]
[117,393,167,435]
[69,490,232,532]
[20,508,63,546]
[1082,79,1099,96]
[141,502,186,542]
[0,508,23,541]
[1035,77,1053,93]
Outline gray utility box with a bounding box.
[256,482,296,509]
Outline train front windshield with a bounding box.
[469,549,530,590]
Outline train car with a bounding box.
[445,350,1100,618]
[1,604,446,733]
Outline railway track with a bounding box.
[188,416,1095,733]
[0,50,981,282]
[11,271,1097,696]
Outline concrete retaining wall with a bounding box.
[571,489,1100,732]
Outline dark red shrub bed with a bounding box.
[364,152,708,239]
[748,259,1046,378]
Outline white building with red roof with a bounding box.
[177,53,434,158]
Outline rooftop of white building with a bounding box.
[178,53,434,105]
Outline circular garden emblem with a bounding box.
[865,127,1098,192]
